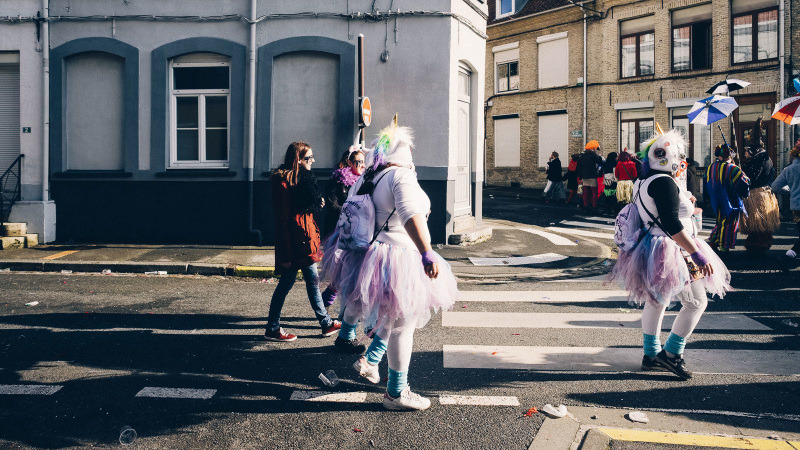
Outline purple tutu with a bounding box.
[608,233,731,306]
[319,232,366,312]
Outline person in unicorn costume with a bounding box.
[321,119,458,410]
[609,125,731,380]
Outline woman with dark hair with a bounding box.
[264,141,341,342]
[563,154,580,205]
[705,144,751,253]
[319,146,366,307]
[601,152,619,214]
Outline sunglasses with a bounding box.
[354,160,365,166]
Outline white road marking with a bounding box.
[0,385,63,395]
[520,228,578,246]
[468,253,568,266]
[578,216,615,223]
[439,395,520,406]
[442,312,771,331]
[458,290,629,303]
[135,387,216,399]
[443,346,800,376]
[546,226,615,240]
[546,274,608,282]
[560,220,616,231]
[289,390,368,403]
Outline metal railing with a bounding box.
[0,154,24,225]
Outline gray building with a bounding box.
[0,0,487,244]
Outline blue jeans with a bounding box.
[266,263,333,332]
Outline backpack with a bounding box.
[335,169,396,251]
[613,177,670,252]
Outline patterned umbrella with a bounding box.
[688,95,739,125]
[771,96,800,125]
[706,78,751,95]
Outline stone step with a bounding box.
[448,225,492,246]
[452,215,477,233]
[24,234,38,248]
[1,222,27,237]
[0,236,25,250]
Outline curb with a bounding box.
[0,260,298,279]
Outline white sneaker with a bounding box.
[353,356,380,384]
[787,250,798,259]
[382,386,431,411]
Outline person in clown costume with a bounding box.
[609,126,731,380]
[321,119,458,410]
[705,144,750,252]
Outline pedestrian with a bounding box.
[543,152,565,202]
[576,140,603,212]
[740,119,780,253]
[614,151,637,208]
[609,129,731,380]
[319,146,366,307]
[685,157,703,205]
[563,154,580,205]
[264,141,341,342]
[601,152,619,214]
[771,139,800,259]
[705,144,750,252]
[326,121,458,410]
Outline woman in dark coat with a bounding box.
[320,147,366,307]
[563,154,580,205]
[265,141,341,342]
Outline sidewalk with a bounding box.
[0,219,613,280]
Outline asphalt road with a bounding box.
[1,269,799,449]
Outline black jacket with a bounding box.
[546,158,563,182]
[742,150,775,189]
[576,150,603,180]
[322,176,350,237]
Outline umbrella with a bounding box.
[688,95,739,146]
[772,96,800,125]
[706,78,751,95]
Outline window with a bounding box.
[497,0,515,18]
[497,61,519,93]
[537,112,568,167]
[619,109,654,154]
[671,106,712,166]
[732,0,778,64]
[671,4,712,72]
[620,16,655,78]
[494,116,520,167]
[169,54,230,168]
[538,32,568,89]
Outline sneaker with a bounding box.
[641,355,667,372]
[321,320,341,337]
[655,350,693,380]
[353,356,380,384]
[334,337,366,354]
[382,386,431,411]
[263,327,297,342]
[786,249,798,259]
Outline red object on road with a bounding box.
[523,407,538,417]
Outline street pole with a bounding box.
[41,0,49,202]
[582,12,587,149]
[358,34,365,147]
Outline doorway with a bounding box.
[0,53,20,177]
[454,66,472,217]
[733,93,776,164]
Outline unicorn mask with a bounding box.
[366,120,414,169]
[639,125,688,178]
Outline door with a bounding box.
[733,94,776,164]
[0,54,20,177]
[454,67,472,217]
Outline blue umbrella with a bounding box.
[688,95,739,147]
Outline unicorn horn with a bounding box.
[393,113,398,126]
[655,122,665,135]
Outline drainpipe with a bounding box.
[779,0,785,169]
[246,0,263,245]
[41,0,49,202]
[582,11,587,149]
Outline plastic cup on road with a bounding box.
[119,426,137,445]
[319,370,340,387]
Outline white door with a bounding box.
[0,56,20,177]
[454,68,472,217]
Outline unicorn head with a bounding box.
[638,125,688,178]
[365,120,414,170]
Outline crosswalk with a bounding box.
[530,215,719,243]
[446,286,800,377]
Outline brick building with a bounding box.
[485,0,798,188]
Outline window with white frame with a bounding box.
[497,0,515,18]
[537,32,568,89]
[169,53,230,168]
[493,43,520,94]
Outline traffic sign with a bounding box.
[360,97,372,127]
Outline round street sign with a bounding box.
[360,97,372,127]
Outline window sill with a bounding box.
[155,169,237,178]
[730,59,779,70]
[494,90,520,96]
[619,74,655,82]
[52,171,133,179]
[671,68,713,76]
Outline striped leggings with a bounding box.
[708,210,740,250]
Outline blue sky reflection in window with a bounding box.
[500,0,513,15]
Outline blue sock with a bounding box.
[365,335,387,365]
[643,333,661,357]
[338,320,357,341]
[387,368,408,398]
[664,332,687,356]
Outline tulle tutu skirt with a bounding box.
[320,234,458,338]
[740,187,780,234]
[608,233,731,307]
[616,180,634,204]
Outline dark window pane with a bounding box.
[176,129,199,161]
[206,96,228,128]
[638,121,654,152]
[205,129,228,161]
[757,10,778,60]
[508,61,519,90]
[621,36,637,77]
[639,33,655,75]
[732,15,753,63]
[673,26,690,71]
[691,22,711,69]
[173,66,229,90]
[176,97,198,128]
